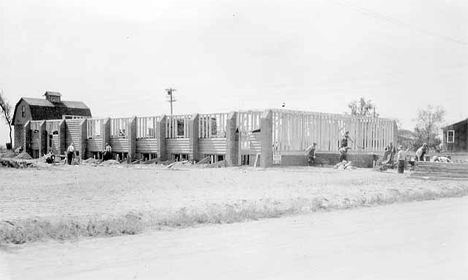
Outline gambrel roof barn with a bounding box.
[12,92,91,126]
[12,91,92,150]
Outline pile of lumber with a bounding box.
[411,162,468,180]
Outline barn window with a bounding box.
[22,106,25,117]
[447,130,455,143]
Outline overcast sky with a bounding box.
[1,0,467,146]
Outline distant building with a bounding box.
[12,91,92,148]
[441,118,468,152]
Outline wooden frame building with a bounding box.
[12,92,92,157]
[19,109,397,167]
[442,118,468,153]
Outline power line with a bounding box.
[325,0,468,46]
[165,88,176,115]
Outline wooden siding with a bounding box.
[31,131,40,150]
[65,120,82,152]
[30,121,42,132]
[250,133,261,154]
[51,135,60,154]
[443,120,468,152]
[237,111,262,156]
[136,138,159,153]
[199,138,226,155]
[87,138,103,152]
[166,138,190,154]
[110,138,129,153]
[45,120,61,134]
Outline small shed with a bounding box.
[442,118,468,152]
[12,91,92,149]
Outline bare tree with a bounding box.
[348,97,379,117]
[413,105,445,151]
[0,89,13,148]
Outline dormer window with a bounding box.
[22,106,25,117]
[43,91,62,103]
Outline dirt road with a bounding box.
[2,197,468,280]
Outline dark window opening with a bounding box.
[241,155,250,165]
[447,130,455,143]
[173,153,188,161]
[142,153,158,161]
[177,120,185,137]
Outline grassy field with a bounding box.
[1,163,467,244]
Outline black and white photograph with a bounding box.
[0,0,467,279]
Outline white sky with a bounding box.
[1,0,467,145]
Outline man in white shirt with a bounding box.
[396,145,406,174]
[66,143,75,165]
[415,143,428,161]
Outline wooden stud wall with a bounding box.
[136,116,158,139]
[110,118,131,138]
[199,113,229,138]
[165,115,191,139]
[271,109,396,153]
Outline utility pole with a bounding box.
[166,88,176,115]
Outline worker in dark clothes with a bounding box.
[339,131,352,162]
[339,147,351,162]
[305,143,317,166]
[45,149,55,164]
[103,142,112,161]
[383,142,396,164]
[341,131,350,149]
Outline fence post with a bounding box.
[260,110,273,168]
[156,115,167,160]
[189,113,200,162]
[128,116,137,161]
[225,111,238,166]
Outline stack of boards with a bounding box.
[411,162,468,180]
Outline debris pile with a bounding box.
[14,152,32,160]
[100,159,121,166]
[0,158,36,168]
[333,161,356,170]
[165,160,193,169]
[0,151,17,159]
[82,158,102,165]
[206,160,226,168]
